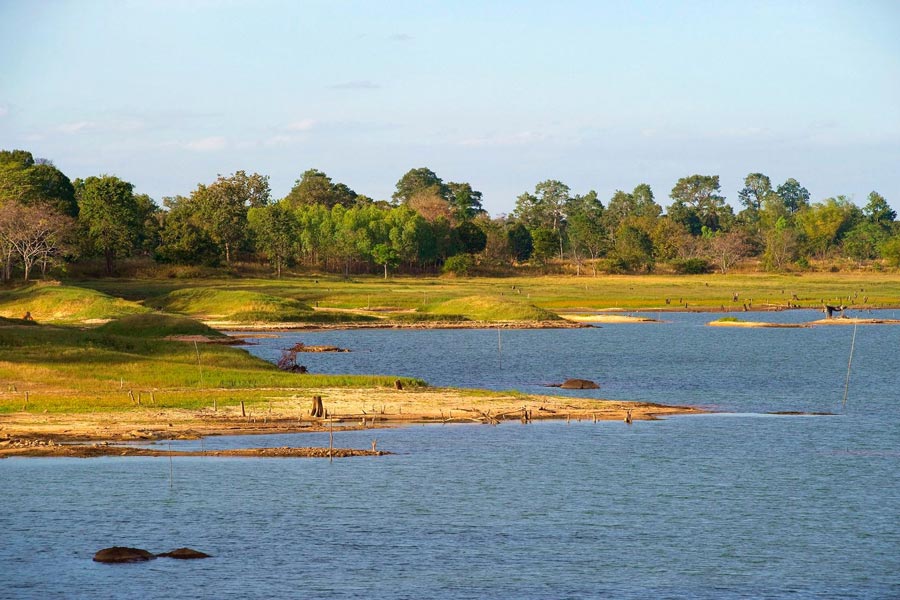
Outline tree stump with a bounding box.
[310,395,324,418]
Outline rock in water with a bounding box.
[93,547,156,563]
[560,378,599,390]
[157,547,211,559]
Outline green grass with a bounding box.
[0,322,425,414]
[78,271,900,320]
[145,287,377,323]
[713,316,741,322]
[0,283,149,323]
[95,313,227,338]
[423,295,561,321]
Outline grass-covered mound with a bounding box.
[96,313,227,338]
[146,287,375,323]
[423,295,561,322]
[0,322,425,414]
[0,284,149,323]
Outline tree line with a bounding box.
[1,148,898,281]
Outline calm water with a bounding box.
[1,311,898,599]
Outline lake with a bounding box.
[1,310,898,598]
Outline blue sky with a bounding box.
[2,0,899,215]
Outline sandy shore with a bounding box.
[707,320,810,328]
[561,314,663,324]
[0,387,701,457]
[205,319,588,331]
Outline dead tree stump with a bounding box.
[310,395,324,418]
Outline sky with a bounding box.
[2,0,899,216]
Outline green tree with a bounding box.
[863,191,896,229]
[795,196,861,259]
[248,204,299,277]
[453,220,487,255]
[738,173,773,213]
[192,171,270,264]
[775,178,810,214]
[0,150,77,216]
[156,196,221,266]
[530,227,560,264]
[668,175,731,235]
[283,168,356,209]
[446,181,485,221]
[613,224,654,272]
[507,223,533,262]
[371,243,400,278]
[392,167,449,205]
[75,175,142,274]
[843,222,885,262]
[566,191,606,274]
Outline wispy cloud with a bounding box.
[184,136,227,151]
[286,118,316,131]
[389,33,413,42]
[52,117,146,136]
[459,131,549,147]
[0,105,8,118]
[328,80,380,90]
[57,121,97,135]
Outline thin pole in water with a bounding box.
[168,440,174,489]
[194,341,203,387]
[842,324,858,409]
[497,327,502,370]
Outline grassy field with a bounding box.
[2,272,898,417]
[0,315,424,415]
[78,271,900,318]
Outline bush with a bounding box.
[442,254,474,276]
[672,258,711,274]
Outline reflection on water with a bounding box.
[2,311,898,599]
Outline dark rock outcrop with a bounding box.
[93,547,156,563]
[559,378,599,390]
[157,547,211,559]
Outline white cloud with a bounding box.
[0,105,8,118]
[286,118,316,131]
[265,134,299,146]
[328,80,380,90]
[184,136,227,151]
[57,121,96,134]
[389,33,413,42]
[459,131,548,147]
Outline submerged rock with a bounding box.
[157,547,211,559]
[93,547,156,563]
[559,378,599,390]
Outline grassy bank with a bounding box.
[0,316,423,415]
[81,271,900,320]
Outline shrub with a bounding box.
[672,258,711,274]
[442,254,474,277]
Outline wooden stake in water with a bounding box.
[842,324,858,409]
[194,341,203,387]
[497,327,502,370]
[168,440,174,489]
[329,416,334,463]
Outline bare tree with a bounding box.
[0,202,73,281]
[708,230,751,274]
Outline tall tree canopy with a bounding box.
[191,171,270,264]
[393,167,449,205]
[282,169,357,209]
[668,175,731,235]
[75,175,142,274]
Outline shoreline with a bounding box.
[0,388,703,458]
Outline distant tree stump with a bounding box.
[394,380,403,390]
[310,395,324,418]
